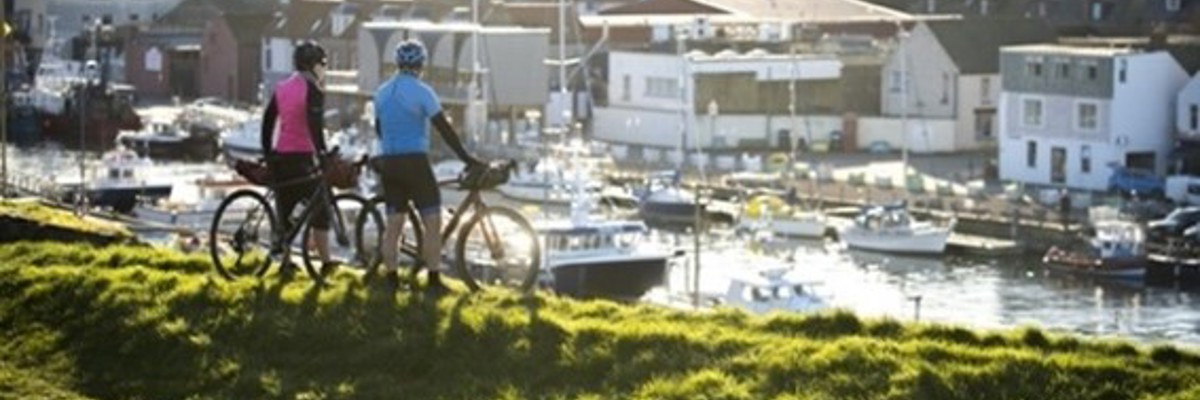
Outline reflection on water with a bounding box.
[741,236,1200,347]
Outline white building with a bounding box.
[881,18,1054,151]
[998,44,1190,191]
[592,49,842,154]
[1179,72,1200,141]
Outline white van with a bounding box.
[1166,175,1200,206]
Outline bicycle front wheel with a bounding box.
[302,193,378,282]
[209,189,276,281]
[454,206,540,293]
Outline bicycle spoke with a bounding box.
[455,207,540,292]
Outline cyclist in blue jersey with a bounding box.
[371,39,481,292]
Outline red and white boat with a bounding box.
[1043,221,1147,279]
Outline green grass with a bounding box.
[1,241,1199,399]
[0,199,132,239]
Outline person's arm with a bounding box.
[260,96,278,158]
[306,81,328,154]
[431,112,478,165]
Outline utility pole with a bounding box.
[1,2,8,197]
[898,23,910,175]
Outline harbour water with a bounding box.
[8,147,1200,349]
[663,232,1200,347]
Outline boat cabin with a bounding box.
[722,267,825,314]
[541,221,649,259]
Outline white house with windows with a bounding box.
[592,49,842,156]
[998,44,1190,191]
[1180,72,1200,141]
[881,19,1054,151]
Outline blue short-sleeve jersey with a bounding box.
[374,74,442,155]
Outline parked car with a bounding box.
[1108,164,1165,197]
[1146,206,1200,243]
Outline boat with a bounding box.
[218,118,262,162]
[117,118,219,161]
[133,174,256,229]
[838,202,954,255]
[534,158,677,299]
[219,120,368,163]
[498,141,637,208]
[54,148,174,213]
[637,171,740,227]
[28,50,142,151]
[738,194,828,238]
[1043,220,1147,279]
[718,265,826,314]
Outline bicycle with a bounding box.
[355,160,541,293]
[209,154,383,284]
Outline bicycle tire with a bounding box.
[454,206,540,293]
[302,193,376,283]
[209,189,276,281]
[356,198,424,278]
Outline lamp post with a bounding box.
[692,99,717,307]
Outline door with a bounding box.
[1051,147,1066,184]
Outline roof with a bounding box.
[924,18,1056,74]
[224,13,273,45]
[590,0,909,22]
[1002,44,1140,58]
[270,1,337,38]
[158,0,276,29]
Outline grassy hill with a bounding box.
[1,241,1200,399]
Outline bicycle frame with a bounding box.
[268,171,351,252]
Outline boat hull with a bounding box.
[549,256,669,299]
[1043,247,1147,279]
[840,228,951,255]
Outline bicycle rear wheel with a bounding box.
[302,193,377,282]
[209,190,276,281]
[454,206,540,293]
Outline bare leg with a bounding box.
[312,228,331,263]
[382,212,408,273]
[421,211,442,279]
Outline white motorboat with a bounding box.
[498,141,636,208]
[839,203,954,255]
[54,148,174,213]
[218,118,262,162]
[534,165,678,299]
[134,174,256,229]
[720,265,826,314]
[638,180,740,226]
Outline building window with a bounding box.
[130,14,139,22]
[1027,141,1038,168]
[1090,1,1113,20]
[1087,65,1098,80]
[980,77,991,105]
[1190,104,1198,130]
[1022,97,1043,127]
[890,70,902,93]
[82,15,91,23]
[1166,0,1182,12]
[1076,102,1098,131]
[1081,145,1092,173]
[622,75,631,101]
[1118,59,1127,83]
[265,48,272,71]
[645,77,679,98]
[1026,58,1043,76]
[941,73,950,105]
[1058,61,1070,78]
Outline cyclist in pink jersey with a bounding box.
[260,41,335,276]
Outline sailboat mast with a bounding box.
[558,0,569,132]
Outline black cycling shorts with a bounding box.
[372,154,441,216]
[269,153,329,231]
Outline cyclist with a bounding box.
[371,38,481,292]
[260,40,336,276]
